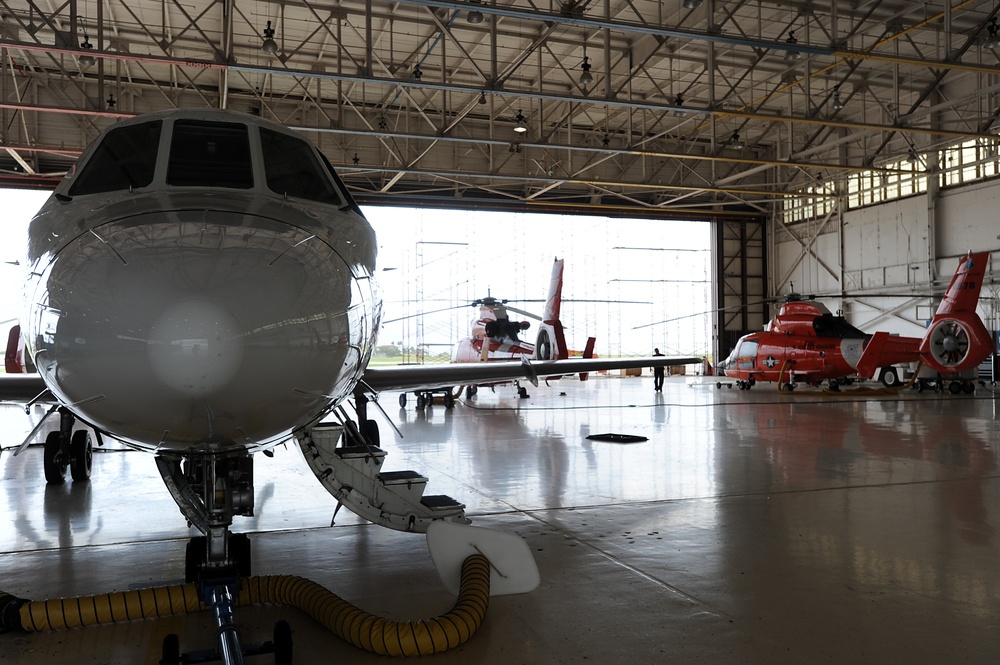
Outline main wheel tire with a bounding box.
[880,367,899,387]
[444,392,455,408]
[160,634,181,665]
[416,394,426,409]
[273,620,293,665]
[363,419,380,448]
[43,431,67,484]
[963,381,976,394]
[949,381,962,395]
[70,430,93,481]
[398,393,407,408]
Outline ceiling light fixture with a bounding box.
[831,87,844,111]
[514,110,528,133]
[682,0,702,9]
[261,20,278,54]
[412,64,423,80]
[784,31,800,62]
[580,56,594,85]
[478,92,487,105]
[986,17,1000,50]
[79,34,96,69]
[730,132,744,150]
[467,0,484,24]
[106,94,115,109]
[907,149,918,164]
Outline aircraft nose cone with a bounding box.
[147,299,246,397]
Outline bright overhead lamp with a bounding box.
[580,56,594,85]
[784,31,800,62]
[730,132,744,150]
[79,34,96,69]
[831,87,844,111]
[261,20,278,54]
[986,17,1000,50]
[513,110,528,133]
[682,0,702,9]
[467,0,484,23]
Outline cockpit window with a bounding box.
[67,120,162,196]
[260,128,341,205]
[736,339,758,370]
[167,120,253,188]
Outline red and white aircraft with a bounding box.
[720,251,994,392]
[0,109,698,660]
[399,258,601,406]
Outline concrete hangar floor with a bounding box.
[1,374,999,664]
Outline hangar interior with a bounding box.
[1,1,1000,664]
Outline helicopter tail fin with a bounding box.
[918,252,994,374]
[534,258,568,360]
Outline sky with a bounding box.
[0,191,712,360]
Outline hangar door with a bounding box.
[714,219,767,366]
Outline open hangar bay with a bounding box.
[1,1,1000,664]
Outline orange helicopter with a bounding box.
[719,251,994,393]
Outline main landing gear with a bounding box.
[43,407,98,483]
[398,388,456,409]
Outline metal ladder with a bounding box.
[295,424,469,533]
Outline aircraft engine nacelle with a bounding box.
[919,315,993,374]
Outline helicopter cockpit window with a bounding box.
[736,339,758,370]
[167,120,253,188]
[67,121,162,196]
[260,128,342,206]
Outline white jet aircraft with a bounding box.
[0,108,697,661]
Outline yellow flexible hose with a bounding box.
[0,553,490,657]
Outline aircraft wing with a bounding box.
[0,374,48,402]
[361,356,701,393]
[0,355,701,411]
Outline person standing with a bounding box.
[652,348,665,392]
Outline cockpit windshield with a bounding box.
[66,116,345,205]
[167,120,253,188]
[260,128,342,206]
[67,121,162,196]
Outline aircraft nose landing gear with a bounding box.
[156,453,294,665]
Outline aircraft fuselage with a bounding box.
[23,109,380,455]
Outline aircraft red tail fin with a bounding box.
[579,336,597,381]
[5,324,24,373]
[541,258,564,323]
[918,252,994,374]
[534,258,568,361]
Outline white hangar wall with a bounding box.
[771,181,1000,338]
